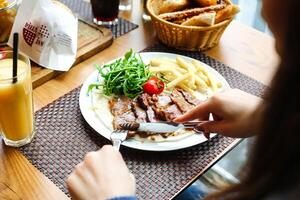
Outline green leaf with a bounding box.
[87,83,101,95]
[88,49,156,98]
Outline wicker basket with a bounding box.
[146,0,233,51]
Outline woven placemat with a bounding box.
[60,0,138,38]
[19,44,267,199]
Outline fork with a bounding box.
[110,129,128,151]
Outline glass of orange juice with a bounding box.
[0,51,34,147]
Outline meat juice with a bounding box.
[90,0,120,25]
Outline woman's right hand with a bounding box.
[175,89,262,138]
[66,145,135,200]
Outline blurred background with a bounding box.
[232,0,269,34]
[175,0,270,199]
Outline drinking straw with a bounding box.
[13,33,18,83]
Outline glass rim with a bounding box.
[0,50,30,82]
[0,0,17,12]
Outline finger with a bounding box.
[194,124,210,140]
[66,172,89,200]
[174,101,211,122]
[84,151,101,177]
[129,173,136,182]
[129,173,136,192]
[196,120,231,136]
[74,162,98,188]
[99,145,128,172]
[100,145,124,162]
[203,131,211,140]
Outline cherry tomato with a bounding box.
[143,76,164,95]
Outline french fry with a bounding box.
[176,57,196,89]
[178,83,196,97]
[197,71,210,85]
[150,66,182,77]
[194,76,209,90]
[167,73,191,89]
[150,58,177,67]
[217,82,223,88]
[149,56,222,95]
[192,60,218,91]
[150,58,187,73]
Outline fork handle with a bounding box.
[112,139,121,151]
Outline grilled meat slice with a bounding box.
[137,93,150,109]
[137,93,158,122]
[161,104,182,121]
[152,94,172,107]
[150,93,182,121]
[131,100,147,123]
[109,97,136,129]
[110,88,202,132]
[146,107,158,122]
[178,89,202,106]
[171,89,194,113]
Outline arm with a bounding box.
[175,89,263,138]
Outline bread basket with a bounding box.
[146,0,233,51]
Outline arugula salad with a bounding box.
[88,49,165,98]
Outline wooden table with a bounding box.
[0,1,279,199]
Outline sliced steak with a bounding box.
[131,100,147,123]
[161,104,182,121]
[137,93,158,122]
[178,89,202,106]
[110,88,201,131]
[171,89,194,113]
[146,106,158,122]
[137,93,150,109]
[152,94,172,107]
[109,97,136,129]
[149,93,182,121]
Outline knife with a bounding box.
[120,121,206,133]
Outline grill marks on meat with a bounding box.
[131,100,147,123]
[178,89,203,106]
[109,96,136,129]
[150,93,182,121]
[110,89,202,130]
[146,107,158,122]
[138,94,158,122]
[171,89,194,113]
[161,104,182,121]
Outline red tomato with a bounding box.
[143,77,164,95]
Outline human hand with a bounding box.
[66,145,135,200]
[175,89,262,138]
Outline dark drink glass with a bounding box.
[90,0,120,25]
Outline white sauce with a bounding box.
[91,91,114,131]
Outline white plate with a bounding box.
[79,52,230,151]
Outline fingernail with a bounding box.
[204,132,211,140]
[194,124,211,140]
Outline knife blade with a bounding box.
[139,122,186,133]
[121,122,186,133]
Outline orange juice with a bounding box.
[0,53,34,147]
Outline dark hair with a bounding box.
[204,0,300,199]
